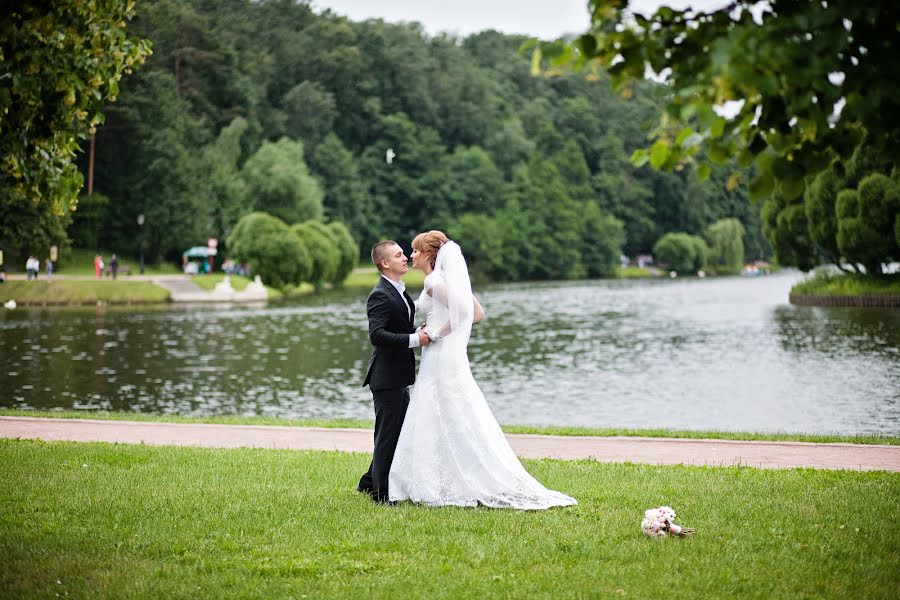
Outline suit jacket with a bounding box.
[362,276,417,391]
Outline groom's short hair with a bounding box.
[371,241,398,272]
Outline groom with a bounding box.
[358,241,430,503]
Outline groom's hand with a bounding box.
[418,329,431,347]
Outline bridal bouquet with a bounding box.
[641,506,695,538]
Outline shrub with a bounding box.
[227,212,310,288]
[836,173,900,275]
[290,221,339,290]
[653,232,708,274]
[325,221,358,286]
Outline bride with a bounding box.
[389,230,577,510]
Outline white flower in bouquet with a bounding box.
[641,505,695,538]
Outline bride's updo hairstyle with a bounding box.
[412,230,449,271]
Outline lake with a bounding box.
[2,271,898,435]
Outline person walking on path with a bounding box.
[94,254,103,278]
[110,254,119,279]
[45,257,53,279]
[357,240,430,503]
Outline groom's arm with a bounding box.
[368,290,421,348]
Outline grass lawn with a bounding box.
[53,248,182,277]
[0,440,897,598]
[616,266,658,278]
[792,271,900,296]
[0,280,170,305]
[342,266,426,289]
[3,409,898,445]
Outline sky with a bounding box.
[310,0,729,40]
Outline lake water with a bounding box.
[2,271,898,435]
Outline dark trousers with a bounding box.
[358,386,410,501]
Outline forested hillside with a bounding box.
[73,0,769,280]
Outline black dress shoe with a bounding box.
[356,485,374,496]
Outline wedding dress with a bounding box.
[389,242,577,510]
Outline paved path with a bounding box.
[2,417,898,472]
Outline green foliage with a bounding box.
[240,138,324,225]
[67,192,110,250]
[549,1,900,201]
[705,218,745,269]
[290,221,338,290]
[836,174,900,275]
[227,212,310,288]
[653,233,708,274]
[325,221,359,286]
[280,81,337,144]
[0,1,150,254]
[580,203,626,278]
[307,134,373,248]
[762,194,818,272]
[65,0,776,279]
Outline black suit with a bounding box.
[358,276,417,501]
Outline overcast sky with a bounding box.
[310,0,728,40]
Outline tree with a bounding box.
[240,138,324,225]
[1,1,151,255]
[227,212,310,288]
[706,218,746,270]
[281,81,337,144]
[325,221,359,286]
[654,233,708,274]
[290,221,338,290]
[836,174,900,275]
[580,202,625,278]
[547,1,900,201]
[308,134,373,247]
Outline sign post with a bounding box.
[207,238,218,272]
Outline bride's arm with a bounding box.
[473,295,484,323]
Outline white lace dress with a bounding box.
[389,271,577,510]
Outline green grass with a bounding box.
[0,280,170,305]
[0,440,897,599]
[616,266,658,278]
[53,248,181,276]
[3,410,898,445]
[792,271,900,296]
[342,266,426,289]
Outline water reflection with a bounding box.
[2,271,898,434]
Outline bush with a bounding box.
[227,212,310,288]
[325,221,358,286]
[290,221,339,290]
[836,173,900,274]
[653,232,708,274]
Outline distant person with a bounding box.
[110,254,119,279]
[94,254,103,278]
[45,258,53,279]
[0,268,6,283]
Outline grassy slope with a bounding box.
[0,280,170,304]
[1,440,897,599]
[2,410,898,445]
[792,272,900,296]
[55,249,182,276]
